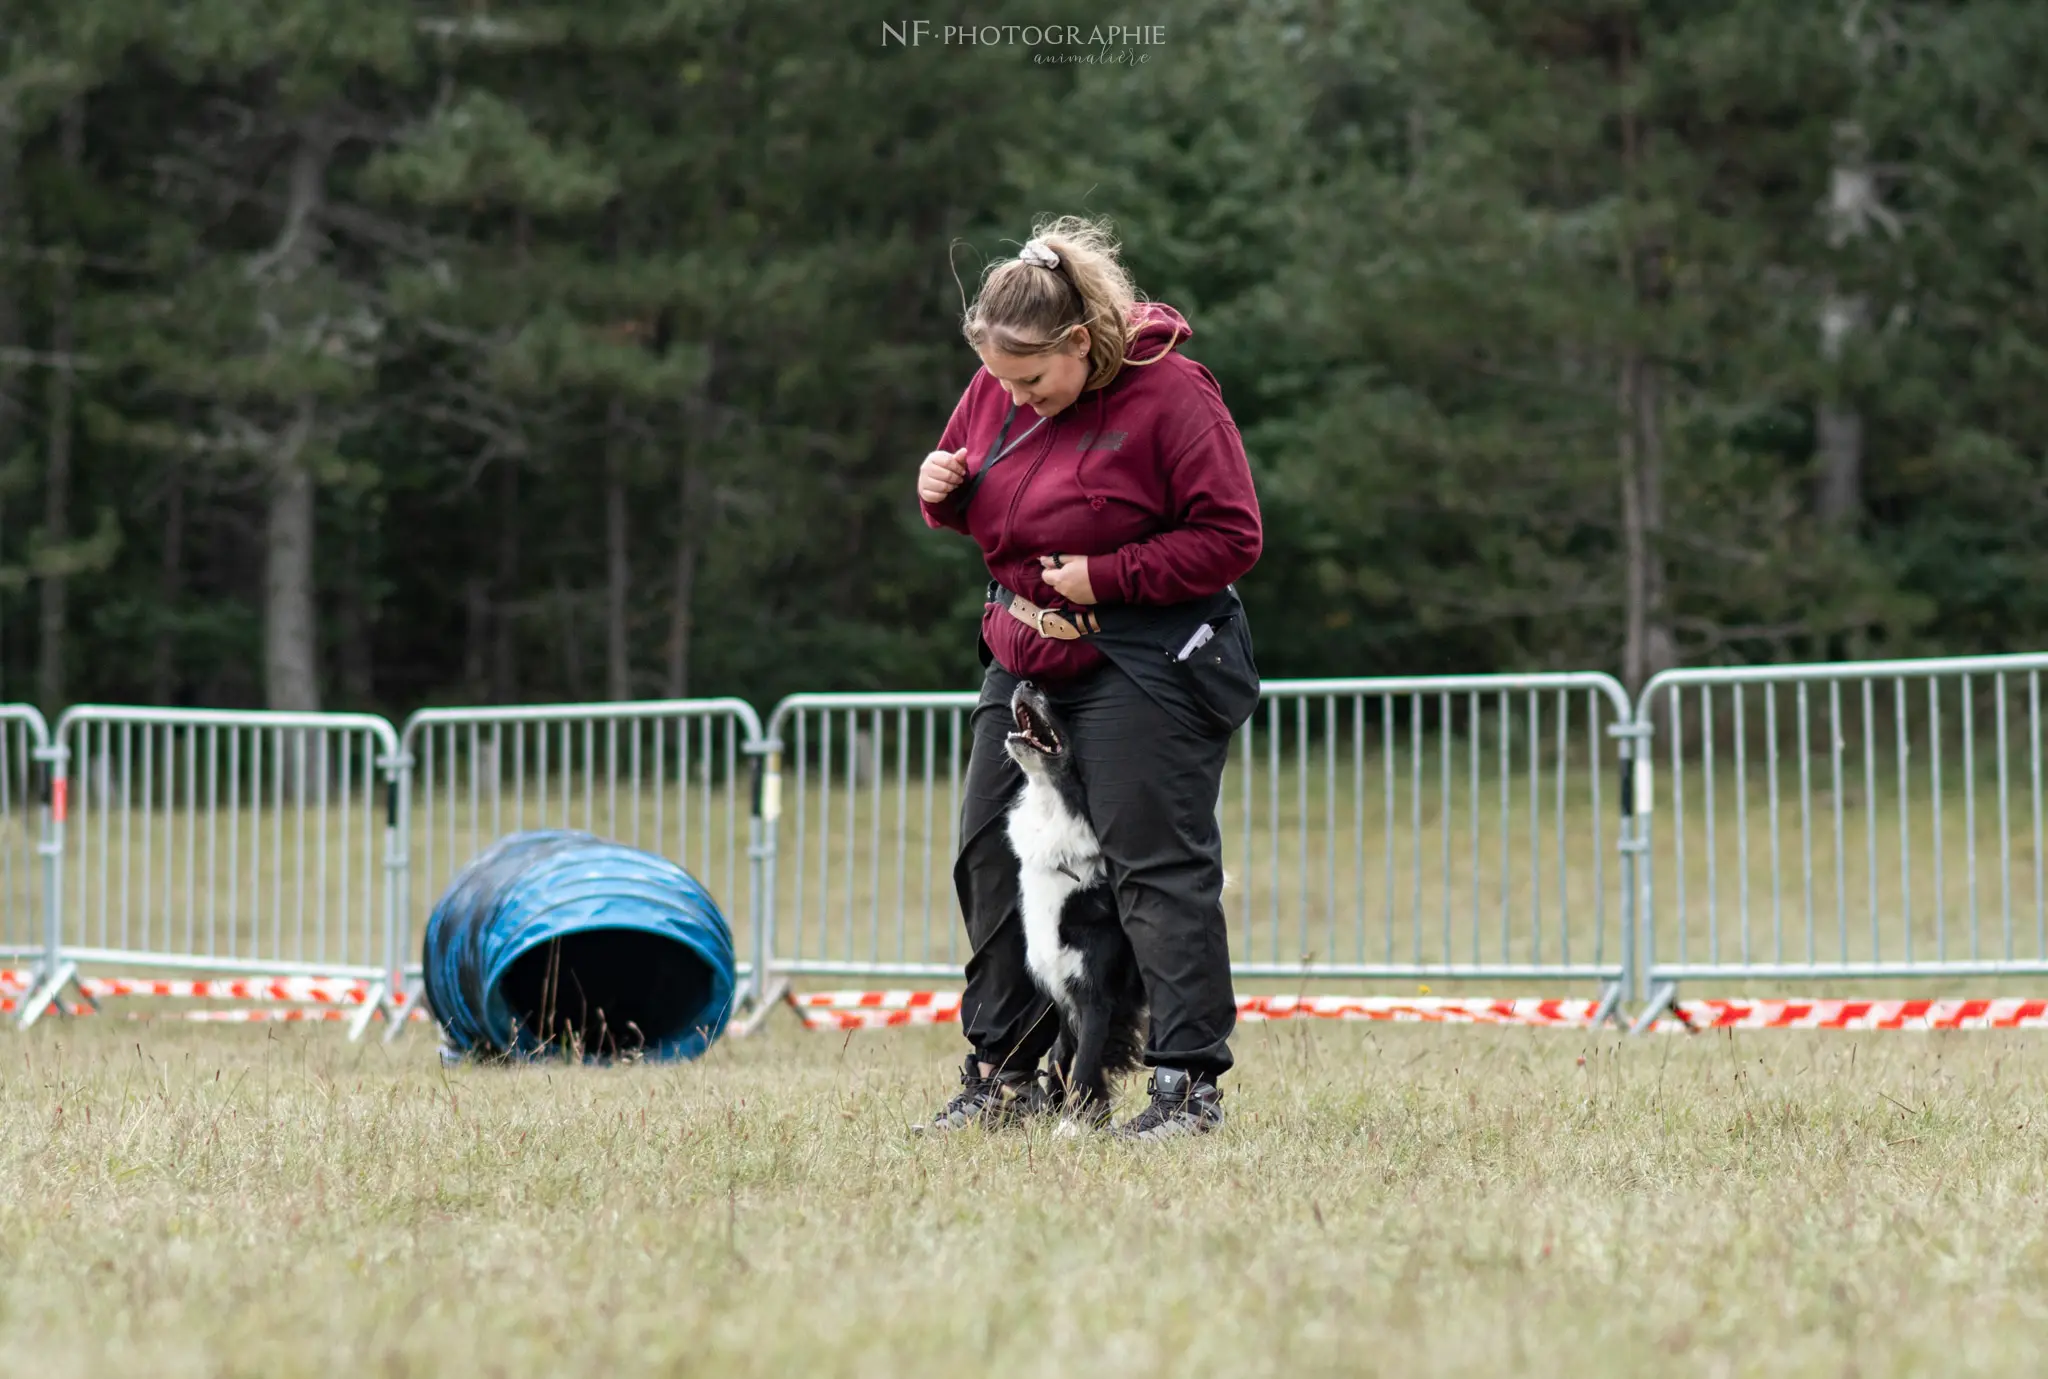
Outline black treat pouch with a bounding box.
[1162,607,1260,737]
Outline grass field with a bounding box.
[5,1016,2048,1376]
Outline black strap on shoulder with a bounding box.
[947,404,1020,515]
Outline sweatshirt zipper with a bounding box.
[997,414,1061,558]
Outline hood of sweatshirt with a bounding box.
[1113,302,1192,379]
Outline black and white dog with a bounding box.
[1003,680,1147,1126]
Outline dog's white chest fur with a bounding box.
[1005,776,1105,1001]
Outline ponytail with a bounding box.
[960,215,1163,392]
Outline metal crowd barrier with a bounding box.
[397,698,770,1012]
[755,692,979,982]
[0,705,53,985]
[754,675,1641,1023]
[17,706,409,1033]
[1629,653,2048,1031]
[1228,677,1634,1012]
[8,648,2048,1042]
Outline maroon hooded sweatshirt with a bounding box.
[921,303,1263,683]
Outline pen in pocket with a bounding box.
[1175,622,1216,662]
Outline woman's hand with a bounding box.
[918,448,970,504]
[1039,553,1097,606]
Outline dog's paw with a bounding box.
[1052,1117,1090,1141]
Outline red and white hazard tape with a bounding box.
[12,973,2048,1036]
[0,969,395,1005]
[789,990,2048,1033]
[173,1006,430,1024]
[790,989,962,1029]
[1656,998,2048,1031]
[0,997,96,1018]
[1238,995,1598,1025]
[787,990,1602,1031]
[0,993,428,1023]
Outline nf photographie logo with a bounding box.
[880,21,1166,64]
[880,21,1167,47]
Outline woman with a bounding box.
[913,216,1263,1141]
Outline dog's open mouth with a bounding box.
[1007,701,1063,757]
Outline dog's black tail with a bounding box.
[1101,960,1148,1079]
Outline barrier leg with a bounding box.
[366,746,414,1046]
[1590,981,1626,1030]
[733,975,791,1038]
[1628,980,1678,1035]
[15,959,88,1030]
[731,737,785,1036]
[20,740,74,1031]
[380,986,412,1044]
[344,981,389,1041]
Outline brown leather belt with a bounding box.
[993,586,1101,641]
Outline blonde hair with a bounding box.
[959,215,1178,392]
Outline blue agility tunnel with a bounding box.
[421,830,737,1063]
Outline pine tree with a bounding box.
[98,0,422,711]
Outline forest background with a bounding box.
[0,0,2041,720]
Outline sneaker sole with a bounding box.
[1113,1110,1225,1142]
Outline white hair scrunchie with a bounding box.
[1018,239,1061,270]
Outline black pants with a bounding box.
[955,659,1237,1078]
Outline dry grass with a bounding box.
[4,1017,2048,1376]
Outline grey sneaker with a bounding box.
[912,1054,1049,1134]
[1112,1067,1224,1141]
